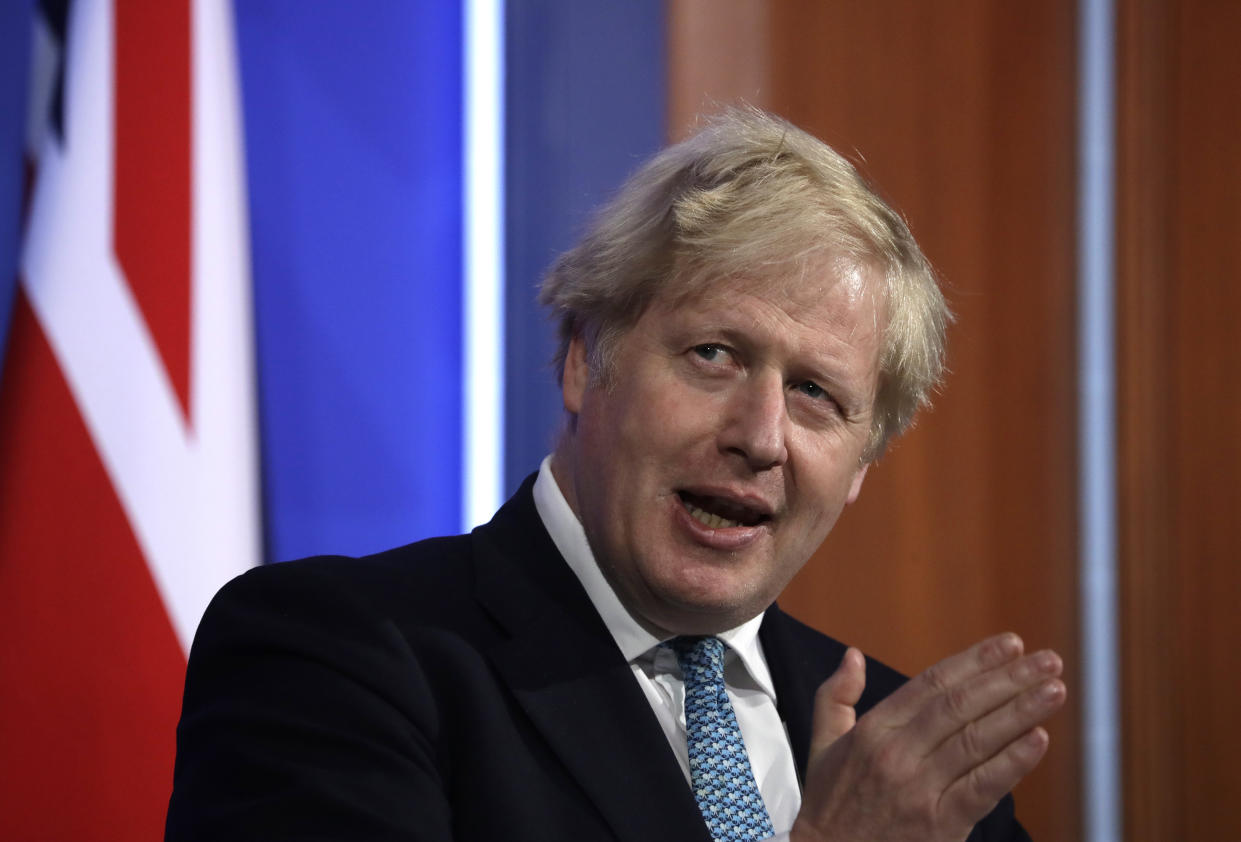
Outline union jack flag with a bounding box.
[0,0,260,837]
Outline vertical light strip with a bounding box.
[463,0,505,530]
[1078,0,1121,839]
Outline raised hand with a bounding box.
[790,633,1065,842]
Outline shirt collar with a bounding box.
[532,456,778,701]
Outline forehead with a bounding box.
[657,254,886,341]
[668,243,882,302]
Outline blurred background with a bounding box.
[1,1,1238,840]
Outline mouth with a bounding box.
[676,490,773,530]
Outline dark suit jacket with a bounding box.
[166,476,1029,841]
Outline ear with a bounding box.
[562,334,590,414]
[845,462,869,506]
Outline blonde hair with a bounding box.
[540,107,950,458]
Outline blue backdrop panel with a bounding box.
[235,2,463,562]
[503,0,665,492]
[0,1,33,376]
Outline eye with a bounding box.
[794,380,827,400]
[692,344,727,362]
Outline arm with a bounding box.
[791,635,1062,842]
[165,563,452,842]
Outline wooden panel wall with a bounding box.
[1117,1,1241,839]
[668,4,1081,840]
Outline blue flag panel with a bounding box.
[0,1,33,376]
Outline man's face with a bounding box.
[553,264,883,636]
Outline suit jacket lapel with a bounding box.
[760,604,848,784]
[471,478,711,842]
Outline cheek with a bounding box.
[615,388,708,464]
[789,449,863,531]
[577,398,666,515]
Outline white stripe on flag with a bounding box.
[19,0,259,653]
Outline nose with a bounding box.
[718,374,789,470]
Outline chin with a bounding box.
[647,581,769,634]
[652,606,755,637]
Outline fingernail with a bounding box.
[994,633,1021,661]
[1035,650,1060,673]
[1038,680,1064,704]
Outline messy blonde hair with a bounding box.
[540,107,950,458]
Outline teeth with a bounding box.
[685,502,740,530]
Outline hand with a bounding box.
[790,634,1065,842]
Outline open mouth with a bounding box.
[677,491,771,530]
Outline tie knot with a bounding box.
[664,635,727,683]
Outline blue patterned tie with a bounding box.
[667,636,775,842]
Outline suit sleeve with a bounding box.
[969,792,1032,842]
[165,563,452,841]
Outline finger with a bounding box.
[907,648,1064,758]
[940,725,1052,829]
[809,647,866,758]
[879,633,1024,727]
[931,674,1066,785]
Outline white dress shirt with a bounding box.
[532,458,802,835]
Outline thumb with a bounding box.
[810,646,866,757]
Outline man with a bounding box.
[166,108,1064,841]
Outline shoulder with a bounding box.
[190,475,553,672]
[214,470,546,597]
[186,532,505,701]
[170,537,484,841]
[179,530,513,765]
[203,534,471,630]
[220,533,472,601]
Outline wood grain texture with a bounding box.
[669,3,1080,839]
[1116,2,1177,838]
[1118,1,1241,838]
[666,0,770,138]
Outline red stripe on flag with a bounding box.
[0,292,187,840]
[114,0,193,420]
